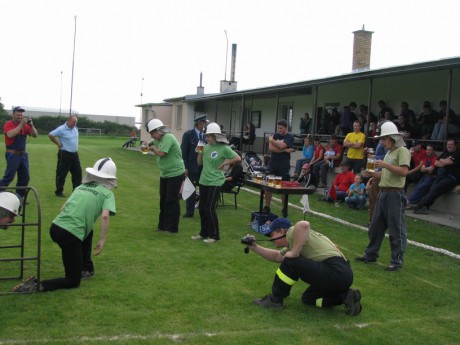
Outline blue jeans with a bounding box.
[345,196,366,208]
[421,170,457,207]
[294,158,310,174]
[364,190,407,267]
[0,152,30,196]
[408,174,435,204]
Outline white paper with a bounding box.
[300,194,310,213]
[181,177,196,200]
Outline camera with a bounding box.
[241,235,255,246]
[26,118,32,124]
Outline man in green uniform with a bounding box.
[246,218,362,316]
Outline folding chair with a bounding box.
[220,172,246,209]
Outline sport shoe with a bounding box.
[414,205,428,214]
[203,238,217,243]
[343,289,362,316]
[81,271,95,279]
[253,294,283,309]
[384,265,401,272]
[355,255,377,263]
[191,235,204,240]
[12,276,39,293]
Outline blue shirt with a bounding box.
[49,123,79,153]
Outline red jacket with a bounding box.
[333,171,355,192]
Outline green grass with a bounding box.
[0,136,459,345]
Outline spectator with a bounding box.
[147,119,185,233]
[48,115,82,197]
[0,106,38,198]
[292,136,314,180]
[343,121,366,173]
[193,123,241,242]
[299,113,312,135]
[396,114,412,139]
[406,144,438,208]
[413,139,460,214]
[221,151,244,192]
[264,120,295,215]
[400,101,416,124]
[431,100,460,140]
[314,135,343,188]
[181,115,208,218]
[340,105,356,135]
[121,129,137,148]
[320,162,355,203]
[356,121,410,271]
[404,140,426,192]
[331,108,341,135]
[296,163,317,190]
[0,192,21,228]
[242,122,256,145]
[318,109,332,134]
[417,101,438,139]
[247,218,362,316]
[345,175,367,209]
[308,137,325,177]
[12,157,118,293]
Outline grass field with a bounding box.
[0,136,459,345]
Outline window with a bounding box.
[175,105,183,130]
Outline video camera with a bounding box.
[241,235,256,254]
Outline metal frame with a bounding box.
[0,186,41,294]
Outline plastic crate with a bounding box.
[250,212,278,235]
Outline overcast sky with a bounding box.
[2,0,460,121]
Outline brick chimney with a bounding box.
[352,25,373,71]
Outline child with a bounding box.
[323,142,336,170]
[345,175,366,209]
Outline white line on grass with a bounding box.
[241,188,460,261]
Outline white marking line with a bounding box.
[241,188,460,261]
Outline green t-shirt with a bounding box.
[280,227,343,261]
[53,182,116,241]
[154,133,185,178]
[199,143,238,186]
[379,146,411,188]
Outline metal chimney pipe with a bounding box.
[230,44,237,82]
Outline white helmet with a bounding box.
[0,192,21,216]
[85,158,117,179]
[205,122,222,135]
[376,121,401,137]
[146,119,170,133]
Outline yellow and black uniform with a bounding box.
[273,227,353,307]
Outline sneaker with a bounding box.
[384,265,401,272]
[12,276,39,293]
[253,294,283,309]
[414,205,428,214]
[203,238,217,243]
[81,271,95,279]
[191,235,204,240]
[355,255,377,263]
[343,289,362,316]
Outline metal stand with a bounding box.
[0,186,41,294]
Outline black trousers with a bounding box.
[158,175,183,232]
[184,172,200,216]
[199,185,221,240]
[41,224,93,291]
[272,256,353,307]
[55,150,82,195]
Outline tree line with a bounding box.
[0,103,135,136]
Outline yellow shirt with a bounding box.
[345,132,366,159]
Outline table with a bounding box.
[245,179,314,218]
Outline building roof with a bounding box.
[163,56,460,103]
